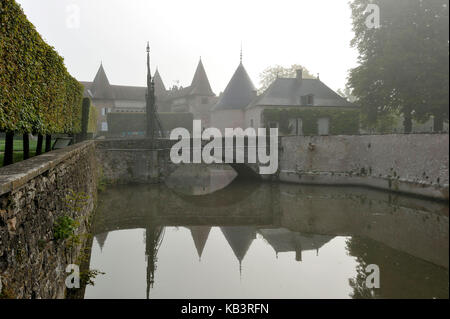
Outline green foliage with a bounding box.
[0,0,83,134]
[88,103,98,134]
[97,166,107,192]
[65,189,89,214]
[348,0,449,132]
[53,190,88,240]
[0,281,15,299]
[259,64,316,93]
[107,112,194,135]
[263,108,360,135]
[53,216,78,241]
[80,269,106,287]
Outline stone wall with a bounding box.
[0,141,97,299]
[96,134,449,200]
[278,133,449,200]
[95,139,173,184]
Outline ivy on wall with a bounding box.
[263,108,360,135]
[0,0,83,134]
[87,103,98,134]
[107,112,194,135]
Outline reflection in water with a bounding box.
[164,164,238,196]
[85,165,449,299]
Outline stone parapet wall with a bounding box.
[278,134,449,200]
[0,141,97,299]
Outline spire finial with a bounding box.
[146,41,150,53]
[240,42,243,64]
[239,260,242,283]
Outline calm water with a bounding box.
[84,165,449,299]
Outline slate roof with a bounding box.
[248,78,356,109]
[89,64,115,99]
[82,81,147,101]
[188,226,211,259]
[81,64,160,101]
[189,59,215,96]
[220,226,256,262]
[258,228,334,254]
[164,59,215,101]
[153,69,166,96]
[213,63,256,111]
[80,61,215,102]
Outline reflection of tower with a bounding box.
[220,227,256,280]
[259,228,333,262]
[95,232,109,252]
[189,226,211,260]
[145,42,164,142]
[144,226,165,299]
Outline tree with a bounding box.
[337,87,357,103]
[259,64,315,94]
[348,0,449,132]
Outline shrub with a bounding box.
[0,0,83,134]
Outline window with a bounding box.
[101,122,108,132]
[318,118,330,135]
[301,94,314,106]
[288,118,296,135]
[101,108,106,116]
[288,118,303,135]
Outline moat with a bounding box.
[84,166,449,299]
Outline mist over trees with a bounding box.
[348,0,449,132]
[259,64,315,93]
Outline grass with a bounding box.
[0,139,53,167]
[0,139,39,151]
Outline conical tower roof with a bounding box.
[91,64,115,99]
[213,63,256,111]
[95,232,109,251]
[189,226,211,259]
[190,59,215,96]
[153,69,166,96]
[220,226,256,263]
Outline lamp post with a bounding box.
[146,42,155,142]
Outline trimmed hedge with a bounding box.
[88,103,98,134]
[0,0,83,134]
[263,108,360,135]
[107,112,194,136]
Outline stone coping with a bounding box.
[0,140,95,196]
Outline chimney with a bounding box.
[296,69,303,83]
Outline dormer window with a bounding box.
[301,94,314,106]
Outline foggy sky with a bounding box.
[16,0,358,93]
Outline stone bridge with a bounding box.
[95,133,449,200]
[95,137,274,184]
